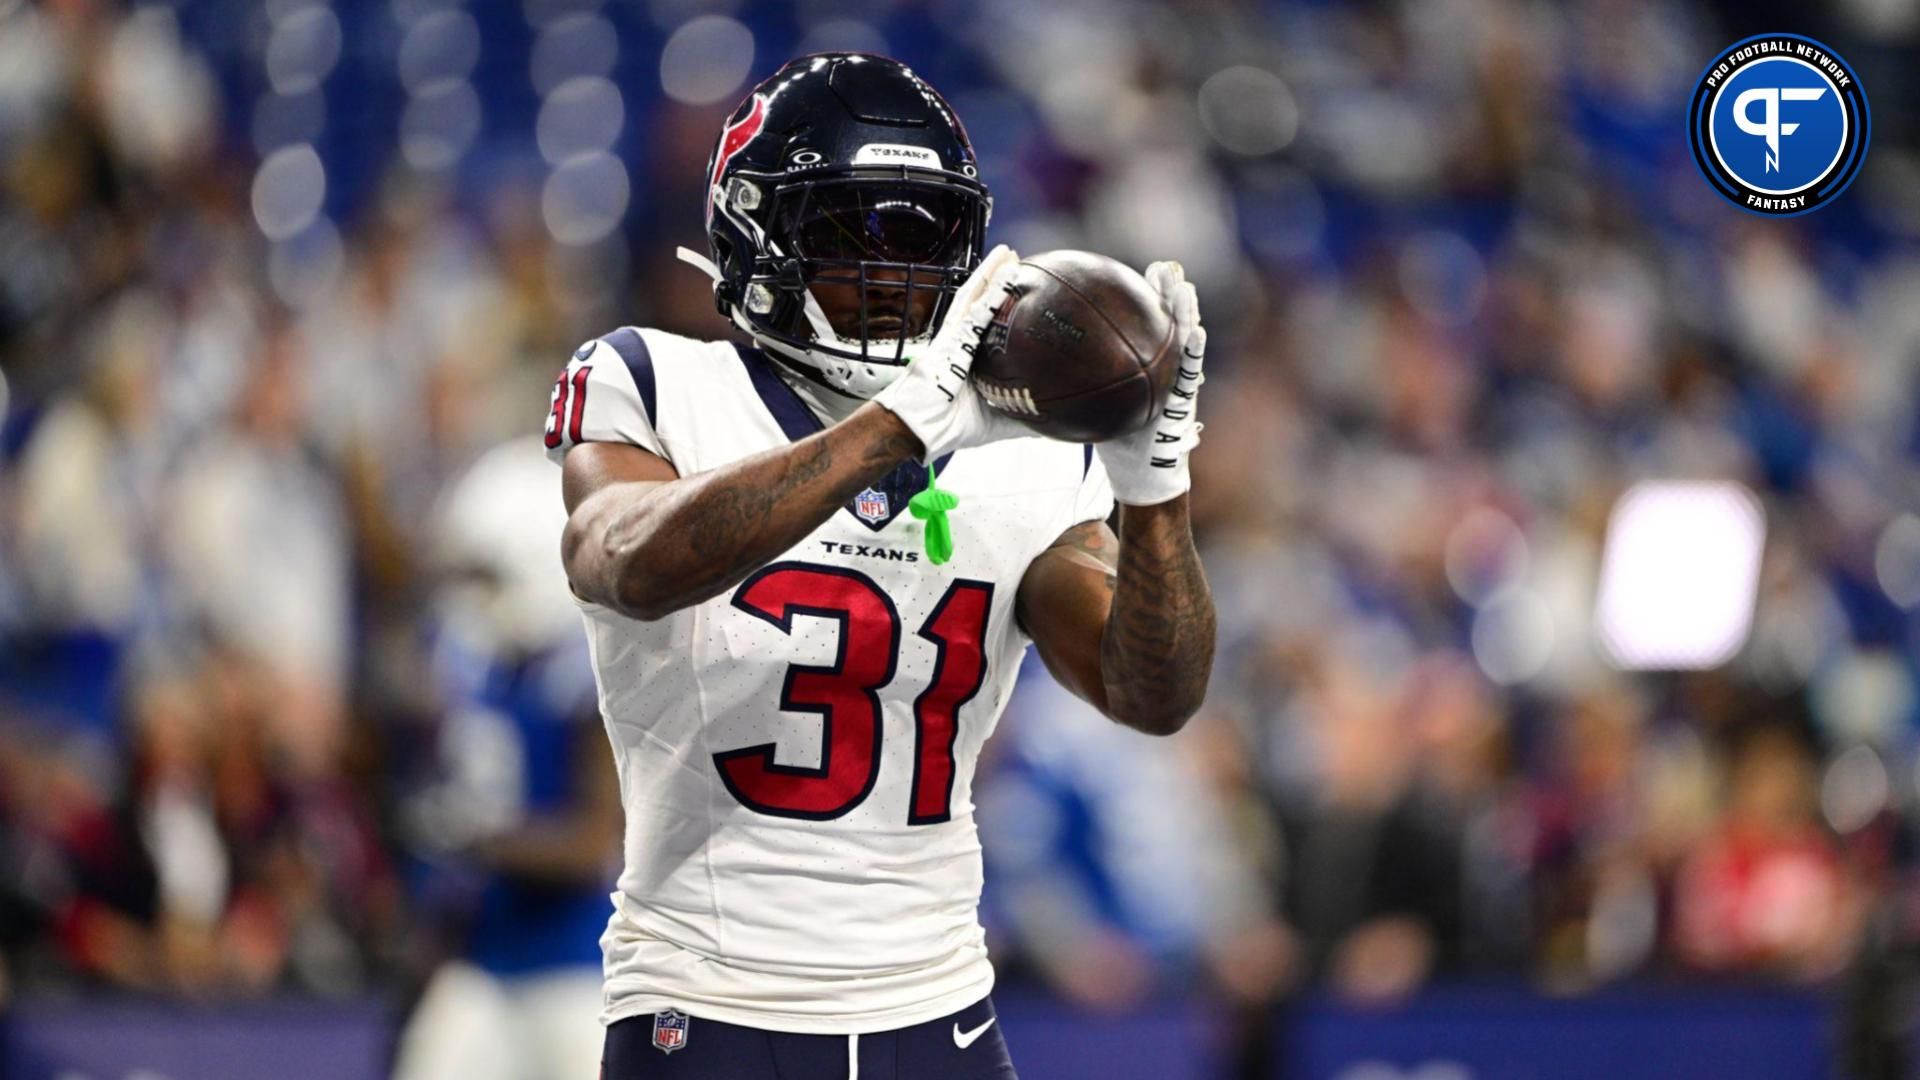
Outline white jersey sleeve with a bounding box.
[542,327,667,465]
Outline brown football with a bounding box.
[971,250,1178,443]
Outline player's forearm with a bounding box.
[569,404,921,619]
[1099,496,1215,735]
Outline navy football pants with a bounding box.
[601,997,1017,1080]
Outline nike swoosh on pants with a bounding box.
[952,1017,996,1049]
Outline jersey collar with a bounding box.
[735,345,953,533]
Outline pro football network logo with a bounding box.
[1689,34,1869,216]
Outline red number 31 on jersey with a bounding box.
[718,563,993,826]
[545,363,592,450]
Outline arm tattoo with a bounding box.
[594,405,915,617]
[861,429,921,471]
[1099,500,1215,734]
[628,439,840,600]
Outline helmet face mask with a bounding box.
[782,178,976,270]
[747,167,989,365]
[701,55,992,398]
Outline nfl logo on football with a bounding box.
[652,1009,690,1054]
[855,488,890,524]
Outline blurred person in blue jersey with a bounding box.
[977,659,1290,1011]
[392,439,620,1080]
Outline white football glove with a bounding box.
[1098,261,1206,506]
[875,244,1030,462]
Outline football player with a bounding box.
[546,54,1215,1079]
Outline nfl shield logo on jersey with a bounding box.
[855,487,890,524]
[652,1009,690,1054]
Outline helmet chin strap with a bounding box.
[798,290,911,363]
[678,245,933,400]
[734,306,906,400]
[680,244,858,389]
[676,246,722,283]
[793,289,934,398]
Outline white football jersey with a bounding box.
[543,327,1113,1034]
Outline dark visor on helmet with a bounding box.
[781,184,974,266]
[760,174,986,352]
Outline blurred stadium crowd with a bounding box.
[3,0,1920,1054]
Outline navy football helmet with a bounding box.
[688,54,992,398]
